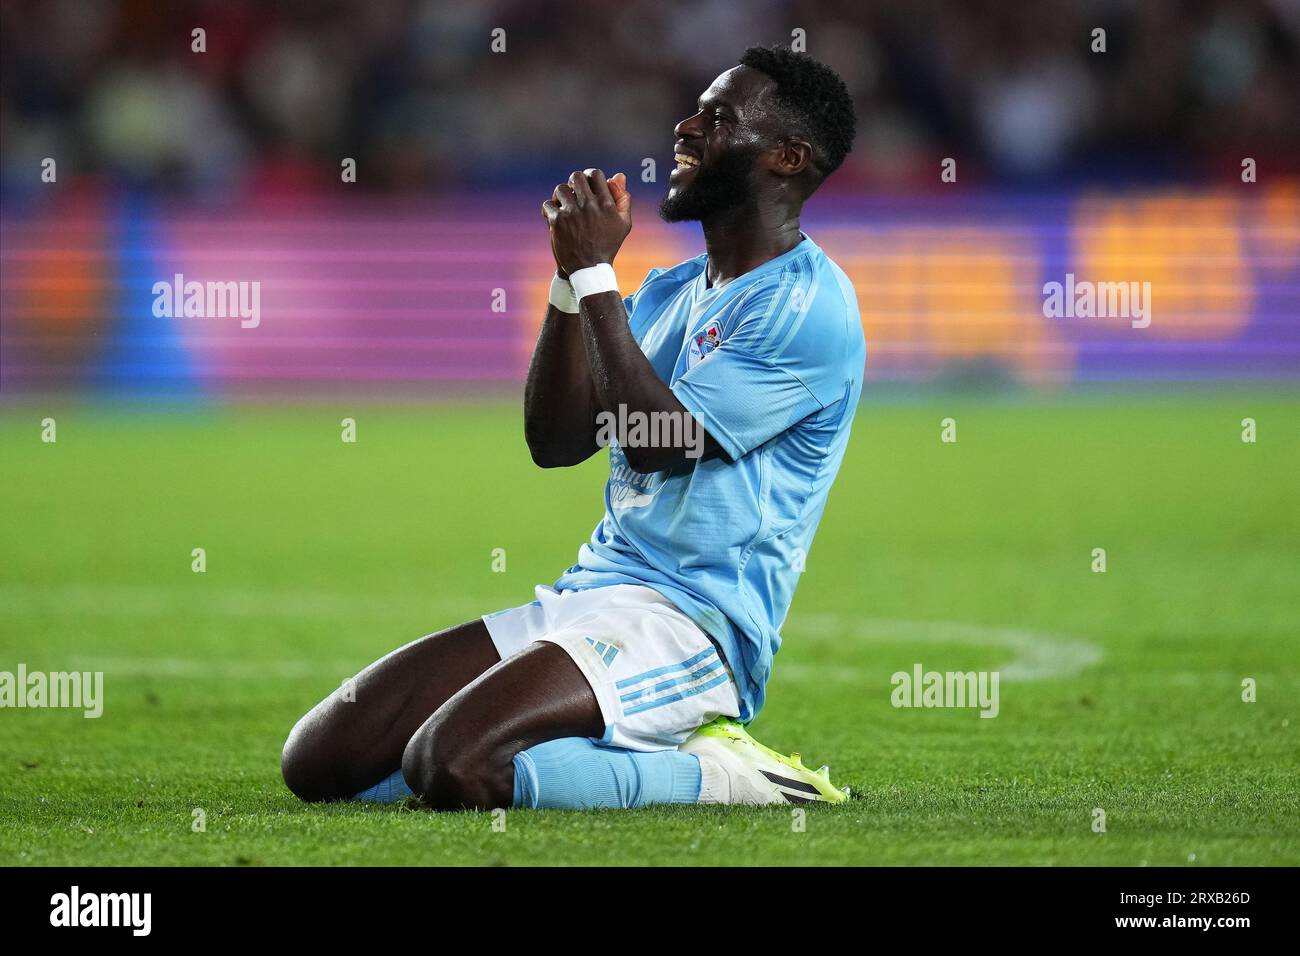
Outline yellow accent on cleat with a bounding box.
[682,717,850,804]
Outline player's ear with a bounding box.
[771,137,812,179]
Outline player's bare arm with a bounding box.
[543,168,722,472]
[521,175,612,468]
[523,300,602,467]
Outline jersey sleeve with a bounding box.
[670,267,856,460]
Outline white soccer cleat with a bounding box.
[681,718,851,805]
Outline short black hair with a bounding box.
[739,45,856,188]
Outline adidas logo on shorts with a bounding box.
[584,637,620,667]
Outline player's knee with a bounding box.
[280,714,340,803]
[401,727,505,811]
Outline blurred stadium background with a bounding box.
[2,0,1297,395]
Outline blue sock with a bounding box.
[512,737,701,809]
[354,769,414,803]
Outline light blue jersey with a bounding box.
[554,234,865,720]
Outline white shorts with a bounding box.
[482,584,740,752]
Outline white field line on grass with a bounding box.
[0,583,483,622]
[65,655,361,680]
[3,584,1104,684]
[785,614,1104,683]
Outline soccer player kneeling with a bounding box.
[282,47,863,810]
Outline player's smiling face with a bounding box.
[660,66,773,223]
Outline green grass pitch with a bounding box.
[1,391,1297,866]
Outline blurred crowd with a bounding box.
[2,0,1298,198]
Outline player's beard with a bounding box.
[658,144,762,223]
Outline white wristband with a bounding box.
[569,263,620,302]
[548,273,579,314]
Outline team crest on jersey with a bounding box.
[687,320,723,369]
